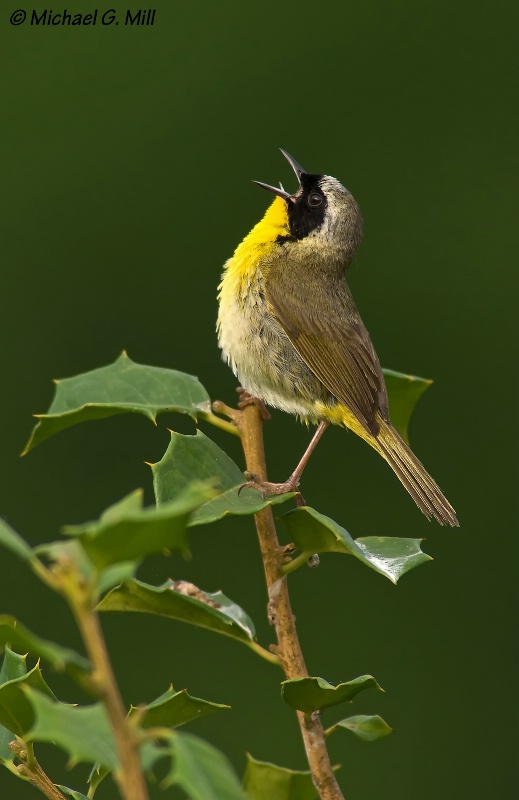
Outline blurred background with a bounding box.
[1,1,517,797]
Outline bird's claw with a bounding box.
[238,475,306,506]
[236,388,271,420]
[238,474,267,499]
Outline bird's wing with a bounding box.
[265,277,388,434]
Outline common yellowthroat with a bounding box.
[217,150,458,526]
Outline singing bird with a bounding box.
[217,150,458,526]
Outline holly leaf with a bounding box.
[382,368,432,444]
[0,616,89,675]
[22,352,212,454]
[24,689,119,770]
[152,430,295,525]
[131,685,230,729]
[98,579,263,655]
[63,484,214,568]
[0,662,57,737]
[326,714,393,742]
[162,731,247,799]
[280,506,431,583]
[0,648,28,762]
[281,675,382,714]
[0,519,35,564]
[0,648,27,685]
[57,788,90,800]
[243,754,320,799]
[34,538,137,598]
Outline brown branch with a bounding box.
[68,594,149,800]
[214,399,345,800]
[10,740,67,800]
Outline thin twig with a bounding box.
[248,640,281,665]
[68,592,149,800]
[10,740,67,800]
[279,551,315,576]
[199,409,240,437]
[218,399,345,800]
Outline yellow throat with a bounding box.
[218,197,288,301]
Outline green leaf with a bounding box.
[0,737,14,765]
[24,689,119,770]
[0,648,28,762]
[281,507,431,583]
[382,368,432,444]
[57,788,90,800]
[96,562,138,595]
[281,675,382,714]
[163,730,247,799]
[98,579,258,650]
[355,536,432,581]
[0,519,35,564]
[90,732,247,798]
[326,714,393,742]
[0,662,57,737]
[35,538,137,598]
[63,484,214,569]
[22,352,212,454]
[0,648,27,685]
[131,685,230,729]
[87,763,109,796]
[243,754,319,800]
[35,538,95,580]
[89,740,160,796]
[0,616,89,675]
[152,430,295,524]
[87,683,222,795]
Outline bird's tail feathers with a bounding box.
[376,419,459,527]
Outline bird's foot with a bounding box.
[236,388,271,420]
[282,543,297,560]
[240,473,306,506]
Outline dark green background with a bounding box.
[1,1,517,798]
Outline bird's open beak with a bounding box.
[253,149,306,203]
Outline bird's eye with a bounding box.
[308,192,322,207]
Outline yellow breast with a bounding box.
[218,197,289,304]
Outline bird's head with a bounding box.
[255,149,363,262]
